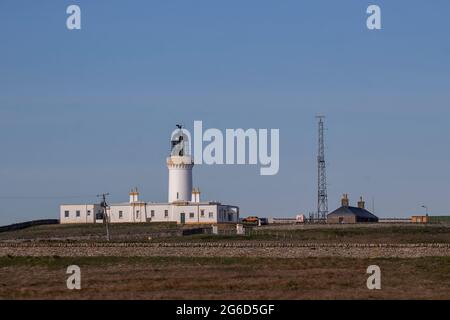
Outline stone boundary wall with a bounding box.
[0,242,449,248]
[0,219,59,233]
[1,242,449,259]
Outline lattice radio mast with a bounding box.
[317,115,328,221]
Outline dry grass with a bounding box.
[0,222,180,241]
[0,256,449,300]
[1,223,450,244]
[1,224,448,300]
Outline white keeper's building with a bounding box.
[60,127,239,225]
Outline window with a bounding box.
[177,192,179,199]
[209,212,214,218]
[119,211,123,219]
[76,210,80,217]
[87,210,91,216]
[189,212,194,219]
[200,210,205,217]
[64,211,69,218]
[151,210,155,217]
[96,211,103,220]
[136,210,140,219]
[164,210,168,217]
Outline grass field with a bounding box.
[1,223,449,299]
[1,223,450,244]
[0,222,180,241]
[165,225,450,243]
[0,255,449,300]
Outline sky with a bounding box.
[0,0,450,225]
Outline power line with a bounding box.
[97,193,111,242]
[0,195,99,200]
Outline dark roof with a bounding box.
[328,206,378,220]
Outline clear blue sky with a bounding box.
[1,0,450,225]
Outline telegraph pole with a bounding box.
[97,193,111,241]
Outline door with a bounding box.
[180,212,186,224]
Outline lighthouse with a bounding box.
[166,125,194,203]
[60,124,240,225]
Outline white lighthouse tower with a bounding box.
[167,125,194,203]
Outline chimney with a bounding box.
[341,194,349,207]
[129,187,139,203]
[357,196,365,209]
[191,187,201,203]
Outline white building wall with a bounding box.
[131,203,147,223]
[108,203,149,223]
[61,202,239,225]
[60,204,100,224]
[145,203,173,223]
[108,205,132,223]
[145,203,220,224]
[165,204,238,224]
